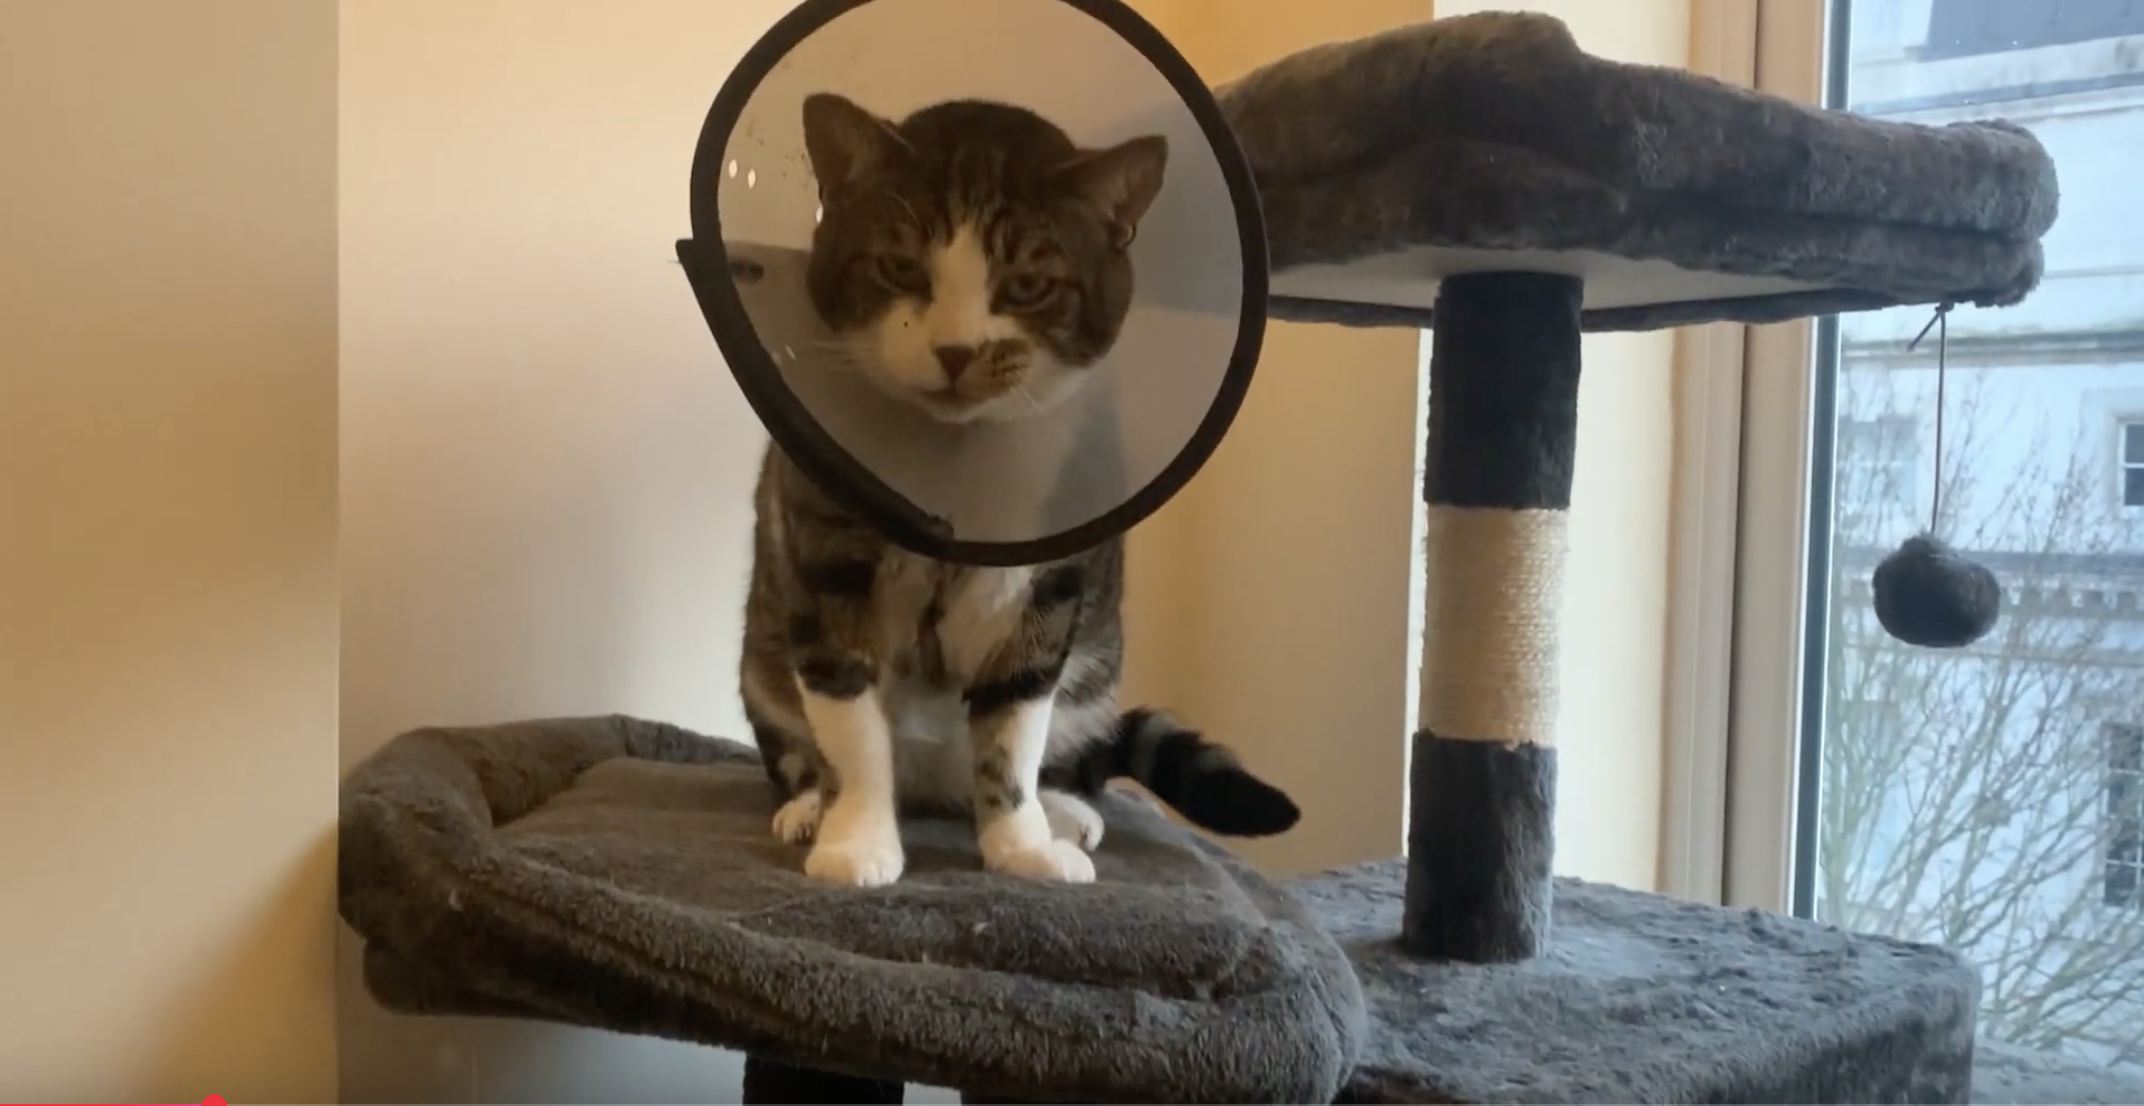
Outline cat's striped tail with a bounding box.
[1064,707,1300,837]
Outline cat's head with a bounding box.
[799,93,1167,425]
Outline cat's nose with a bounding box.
[933,344,977,381]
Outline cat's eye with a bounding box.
[874,255,929,294]
[997,273,1055,309]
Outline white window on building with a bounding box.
[1836,415,1919,511]
[2122,419,2144,509]
[2109,722,2144,911]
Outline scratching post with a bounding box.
[1404,271,1579,963]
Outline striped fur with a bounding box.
[1046,707,1300,839]
[737,94,1293,887]
[742,447,1299,885]
[800,94,1166,424]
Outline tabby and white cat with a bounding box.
[740,92,1297,888]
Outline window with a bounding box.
[2123,420,2144,508]
[1835,415,1919,511]
[2109,723,2144,909]
[1726,0,2144,1076]
[1924,0,2144,61]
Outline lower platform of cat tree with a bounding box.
[1289,859,1979,1104]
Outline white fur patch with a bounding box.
[803,817,905,886]
[861,222,1086,424]
[869,598,1122,814]
[796,684,893,790]
[990,696,1055,794]
[1040,789,1105,852]
[882,678,976,804]
[976,698,1091,882]
[938,566,1034,684]
[985,835,1095,882]
[872,224,1023,392]
[924,225,1018,350]
[796,682,905,887]
[783,557,1116,839]
[772,788,823,844]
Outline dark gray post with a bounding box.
[741,1054,904,1104]
[1401,271,1582,963]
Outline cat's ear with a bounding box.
[801,92,907,194]
[1057,135,1169,249]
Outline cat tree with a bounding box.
[339,11,2058,1103]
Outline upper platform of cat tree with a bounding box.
[1224,12,2060,332]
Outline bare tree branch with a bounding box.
[1815,366,2144,1073]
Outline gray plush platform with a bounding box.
[1220,12,2059,332]
[339,716,1365,1104]
[1288,860,1980,1104]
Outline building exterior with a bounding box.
[1817,0,2144,1072]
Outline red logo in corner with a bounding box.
[15,1097,230,1106]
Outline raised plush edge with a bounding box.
[338,715,1364,1102]
[1293,859,1980,1104]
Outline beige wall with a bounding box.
[0,1,341,1101]
[1145,0,1689,891]
[335,2,798,1099]
[1127,0,1435,878]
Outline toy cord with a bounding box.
[1906,300,1955,534]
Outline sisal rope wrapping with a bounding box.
[1417,505,1567,747]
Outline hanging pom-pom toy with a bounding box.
[1872,533,2001,648]
[1869,302,2002,648]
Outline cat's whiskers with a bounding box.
[805,337,880,377]
[1001,381,1051,422]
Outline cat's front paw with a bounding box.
[984,838,1096,884]
[1039,789,1105,852]
[771,789,824,845]
[803,820,905,887]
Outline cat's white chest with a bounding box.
[873,556,1032,681]
[935,565,1033,683]
[876,559,1034,804]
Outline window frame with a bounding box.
[1665,0,1835,914]
[2108,721,2144,911]
[2121,418,2144,510]
[1925,0,2144,60]
[1659,0,1766,906]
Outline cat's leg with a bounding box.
[772,787,824,845]
[797,681,903,886]
[745,666,832,846]
[970,694,1094,882]
[801,685,909,887]
[783,567,904,888]
[962,574,1095,883]
[1032,658,1123,855]
[960,561,1114,883]
[1038,788,1104,852]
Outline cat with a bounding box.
[738,92,1298,888]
